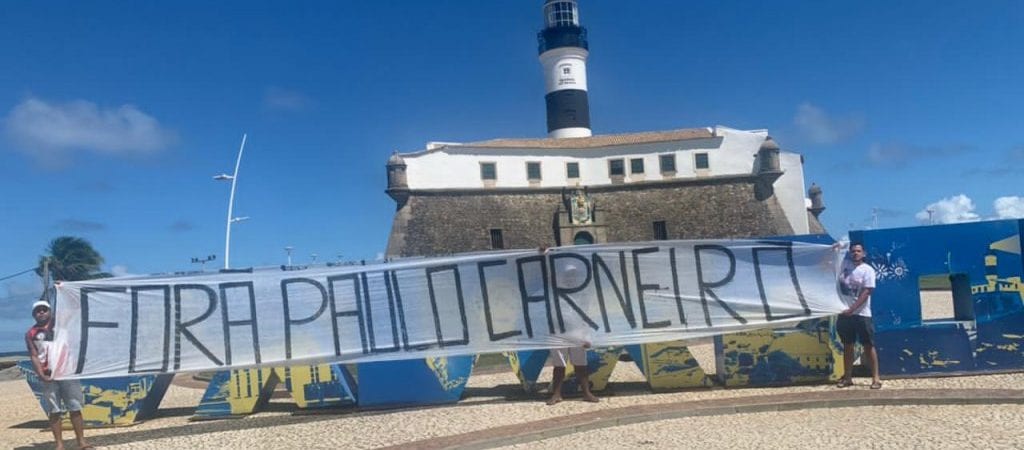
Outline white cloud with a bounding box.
[866,143,908,167]
[54,218,106,232]
[866,142,971,168]
[915,194,980,224]
[110,265,133,277]
[2,279,41,298]
[994,196,1024,219]
[263,87,311,112]
[793,103,863,145]
[3,97,175,165]
[1009,146,1024,161]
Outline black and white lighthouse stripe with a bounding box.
[538,0,591,138]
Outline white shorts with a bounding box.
[40,379,85,416]
[547,347,588,368]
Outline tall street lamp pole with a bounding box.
[214,134,250,269]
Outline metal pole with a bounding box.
[41,258,50,303]
[224,134,247,269]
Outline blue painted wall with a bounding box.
[853,219,1024,376]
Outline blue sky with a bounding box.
[1,1,1022,350]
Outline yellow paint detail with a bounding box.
[79,403,138,426]
[996,343,1020,352]
[503,351,531,391]
[426,356,475,392]
[640,341,707,389]
[68,377,161,427]
[918,350,960,367]
[586,347,620,391]
[274,363,347,408]
[217,367,278,414]
[990,235,1021,255]
[722,326,833,386]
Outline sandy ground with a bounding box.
[1,366,1022,449]
[920,290,956,321]
[0,291,1009,449]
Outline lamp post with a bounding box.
[214,134,249,269]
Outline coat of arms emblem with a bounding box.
[567,188,594,225]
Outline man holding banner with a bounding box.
[835,242,881,389]
[543,254,599,405]
[26,300,90,450]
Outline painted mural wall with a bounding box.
[851,219,1024,376]
[20,222,1024,423]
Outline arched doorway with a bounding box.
[573,231,594,245]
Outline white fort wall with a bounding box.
[396,127,811,234]
[402,128,769,189]
[776,152,810,235]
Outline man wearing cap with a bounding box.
[26,300,90,450]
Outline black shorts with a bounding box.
[836,315,875,346]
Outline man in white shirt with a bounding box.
[835,243,882,389]
[26,300,90,450]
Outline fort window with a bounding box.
[630,158,645,174]
[659,154,676,173]
[566,162,580,179]
[489,229,505,249]
[653,221,668,240]
[526,161,542,181]
[480,162,497,180]
[918,273,975,321]
[608,159,625,177]
[694,152,710,170]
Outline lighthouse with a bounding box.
[538,0,591,138]
[385,2,828,259]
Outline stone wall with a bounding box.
[386,175,797,257]
[392,192,561,257]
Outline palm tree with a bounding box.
[36,236,110,282]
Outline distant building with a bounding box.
[384,1,826,257]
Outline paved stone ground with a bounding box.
[2,365,1022,449]
[504,405,1024,449]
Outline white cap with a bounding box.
[560,262,582,284]
[32,300,51,313]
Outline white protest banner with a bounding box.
[50,239,845,379]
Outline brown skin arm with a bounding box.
[25,332,51,381]
[842,287,874,316]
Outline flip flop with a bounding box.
[870,381,882,390]
[836,379,853,388]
